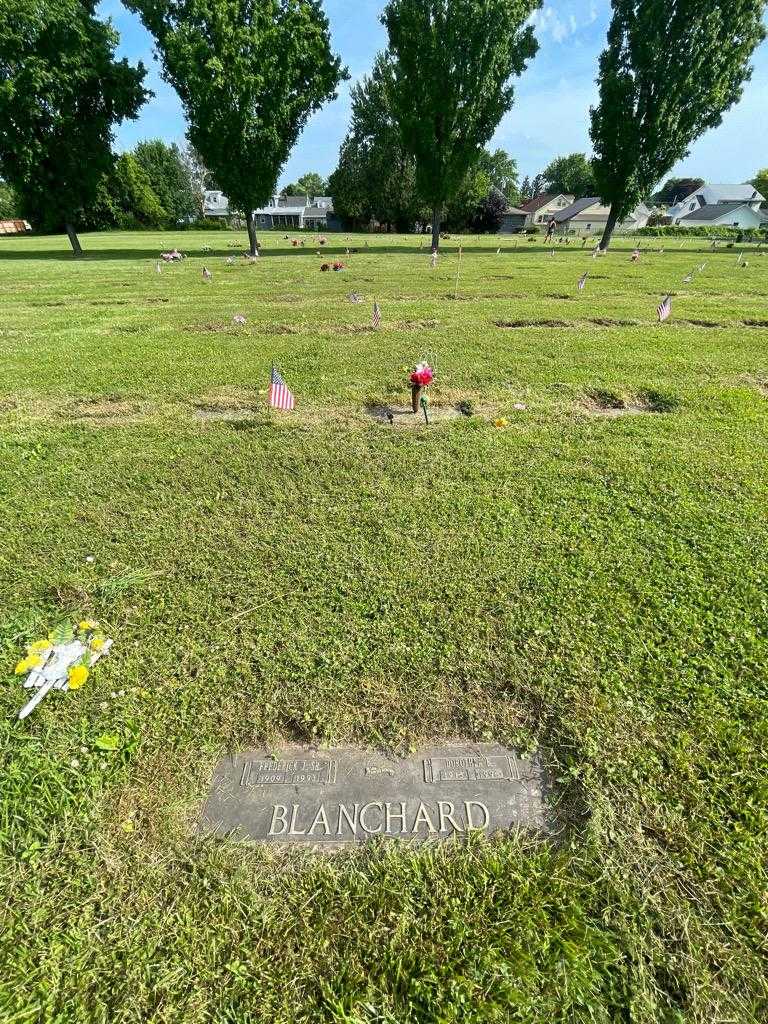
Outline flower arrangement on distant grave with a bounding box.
[409,361,434,413]
[319,236,327,245]
[332,261,345,272]
[320,262,330,272]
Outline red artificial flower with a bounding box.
[409,363,434,386]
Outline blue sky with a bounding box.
[100,0,768,188]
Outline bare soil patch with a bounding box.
[677,319,725,329]
[90,300,129,307]
[365,402,464,427]
[581,388,679,417]
[588,318,640,327]
[395,319,440,331]
[744,319,768,328]
[494,319,571,329]
[63,397,144,421]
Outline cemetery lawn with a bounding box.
[1,229,767,1024]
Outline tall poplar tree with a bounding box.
[0,0,148,255]
[381,0,540,251]
[127,0,347,254]
[590,0,766,250]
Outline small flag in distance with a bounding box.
[373,301,382,329]
[657,295,672,323]
[269,366,295,411]
[578,271,588,291]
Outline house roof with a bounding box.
[519,193,559,213]
[678,202,756,223]
[503,206,528,216]
[672,183,766,209]
[553,197,601,222]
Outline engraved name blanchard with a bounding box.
[267,800,491,838]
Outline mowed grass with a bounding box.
[1,229,767,1023]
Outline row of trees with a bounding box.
[327,54,520,233]
[0,0,765,255]
[84,140,204,230]
[330,0,765,249]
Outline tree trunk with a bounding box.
[246,210,258,256]
[65,222,83,257]
[599,204,620,251]
[431,206,442,252]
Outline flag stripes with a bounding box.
[269,366,295,410]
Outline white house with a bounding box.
[668,184,765,223]
[552,197,651,235]
[518,193,575,226]
[676,203,768,230]
[203,190,230,218]
[202,191,336,229]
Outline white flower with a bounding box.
[70,758,80,768]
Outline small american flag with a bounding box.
[577,271,588,291]
[430,251,438,269]
[682,270,693,284]
[657,295,672,323]
[372,301,382,329]
[269,366,295,410]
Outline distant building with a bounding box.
[498,206,528,233]
[203,191,338,229]
[518,193,575,226]
[0,219,32,235]
[667,184,765,223]
[203,190,230,218]
[676,203,768,230]
[254,194,336,230]
[553,197,650,235]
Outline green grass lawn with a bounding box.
[1,229,766,1023]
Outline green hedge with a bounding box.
[636,224,767,241]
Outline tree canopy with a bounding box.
[126,0,347,252]
[328,53,426,231]
[476,149,520,205]
[282,172,328,197]
[542,153,596,198]
[133,139,198,223]
[653,176,704,206]
[84,153,166,230]
[381,0,539,249]
[590,0,766,248]
[750,169,768,206]
[0,0,148,254]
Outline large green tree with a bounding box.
[0,0,148,255]
[750,168,768,206]
[127,0,346,254]
[476,148,519,204]
[84,153,166,230]
[282,172,327,197]
[133,139,197,223]
[382,0,539,250]
[590,0,766,249]
[0,181,18,219]
[328,54,425,231]
[542,153,596,199]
